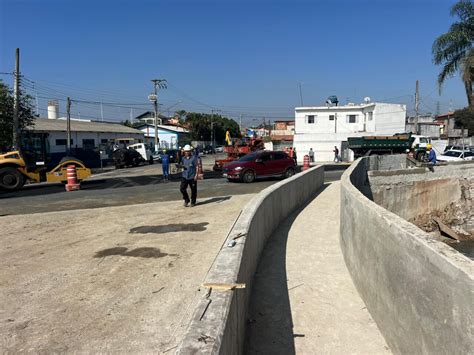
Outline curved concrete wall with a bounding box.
[341,157,474,354]
[178,166,325,354]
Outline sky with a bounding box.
[0,0,467,124]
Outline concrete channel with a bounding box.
[177,166,325,354]
[340,155,473,354]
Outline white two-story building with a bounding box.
[293,102,406,162]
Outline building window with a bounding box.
[306,115,316,124]
[368,112,373,121]
[346,115,358,123]
[55,139,73,146]
[82,139,95,150]
[329,115,335,121]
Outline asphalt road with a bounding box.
[0,165,346,216]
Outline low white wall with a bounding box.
[178,166,325,354]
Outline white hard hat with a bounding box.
[183,144,192,151]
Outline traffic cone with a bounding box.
[65,165,81,191]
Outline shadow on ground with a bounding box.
[130,222,209,234]
[244,184,329,355]
[93,247,178,258]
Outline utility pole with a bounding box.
[12,48,20,149]
[210,109,221,148]
[150,79,167,152]
[100,102,104,121]
[298,82,304,106]
[66,97,72,155]
[239,113,242,134]
[414,80,420,135]
[335,113,338,133]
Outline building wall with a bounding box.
[46,131,144,153]
[139,127,183,150]
[294,103,406,162]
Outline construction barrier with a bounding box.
[65,165,81,191]
[197,158,204,180]
[302,155,310,171]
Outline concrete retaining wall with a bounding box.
[368,161,474,221]
[178,166,325,354]
[340,157,474,354]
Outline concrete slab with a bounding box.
[0,194,252,352]
[246,182,390,354]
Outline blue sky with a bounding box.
[0,0,466,123]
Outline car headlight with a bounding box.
[234,166,243,171]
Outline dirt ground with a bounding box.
[0,194,252,352]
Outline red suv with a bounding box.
[223,151,296,183]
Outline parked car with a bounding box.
[438,149,474,162]
[444,145,463,153]
[153,149,178,163]
[215,145,224,153]
[203,145,215,154]
[222,150,296,183]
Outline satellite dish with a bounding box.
[364,97,371,103]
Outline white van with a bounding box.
[128,143,153,164]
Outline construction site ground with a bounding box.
[0,194,252,353]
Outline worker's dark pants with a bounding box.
[310,156,314,162]
[180,178,197,204]
[162,164,169,179]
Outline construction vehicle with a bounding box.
[0,149,91,191]
[348,133,415,159]
[213,137,265,171]
[347,133,431,160]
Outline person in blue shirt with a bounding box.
[161,149,170,181]
[427,144,436,171]
[180,145,198,207]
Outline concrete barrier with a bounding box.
[340,157,474,354]
[178,165,325,354]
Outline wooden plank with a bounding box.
[202,283,246,290]
[433,217,461,241]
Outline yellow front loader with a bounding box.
[0,150,91,191]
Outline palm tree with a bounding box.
[432,0,474,109]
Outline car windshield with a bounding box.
[420,138,429,143]
[239,152,258,162]
[443,151,462,157]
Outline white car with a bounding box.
[438,149,474,162]
[128,143,153,164]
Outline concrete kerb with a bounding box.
[340,157,474,355]
[177,165,325,354]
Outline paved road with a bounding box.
[0,165,346,216]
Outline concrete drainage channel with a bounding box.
[340,155,473,354]
[177,165,325,354]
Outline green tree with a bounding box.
[452,106,474,135]
[120,119,133,127]
[0,80,36,151]
[432,0,474,109]
[184,112,241,143]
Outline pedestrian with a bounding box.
[427,144,436,172]
[293,148,297,165]
[161,149,170,181]
[333,146,340,163]
[180,144,198,207]
[308,148,314,162]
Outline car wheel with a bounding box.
[284,167,295,179]
[242,170,255,183]
[0,167,25,191]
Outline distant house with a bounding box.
[135,111,171,125]
[271,120,295,150]
[293,102,406,162]
[135,123,189,150]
